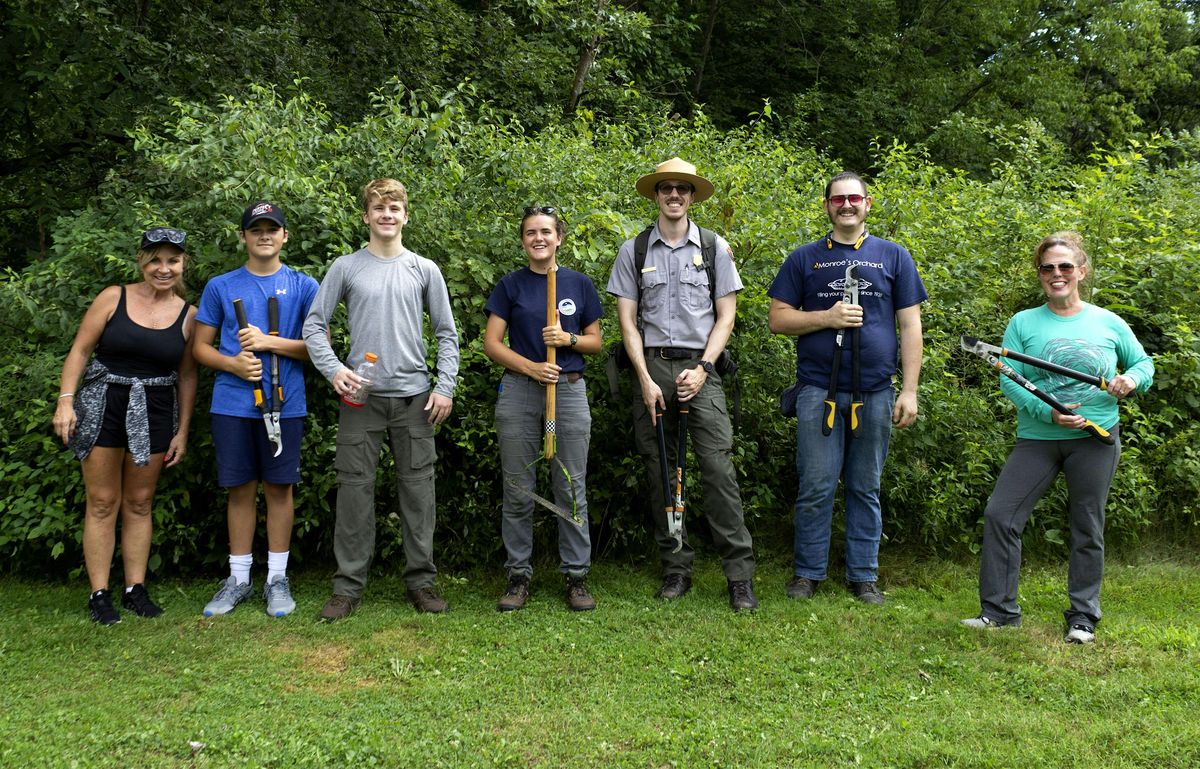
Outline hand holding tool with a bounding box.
[823,265,859,436]
[960,336,1114,445]
[233,298,283,456]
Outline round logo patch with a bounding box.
[558,298,577,317]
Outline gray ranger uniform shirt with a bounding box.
[606,220,742,350]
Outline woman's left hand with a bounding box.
[542,323,566,348]
[163,433,187,468]
[1052,405,1087,429]
[1108,374,1136,399]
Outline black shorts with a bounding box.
[93,384,176,454]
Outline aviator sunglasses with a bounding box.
[1038,262,1078,275]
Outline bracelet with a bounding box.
[58,393,75,399]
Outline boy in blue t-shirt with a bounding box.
[193,201,319,617]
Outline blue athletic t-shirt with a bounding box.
[484,266,602,375]
[768,235,927,392]
[196,264,319,418]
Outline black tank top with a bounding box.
[95,286,189,378]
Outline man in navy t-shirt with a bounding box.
[767,172,927,605]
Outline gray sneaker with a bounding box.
[961,614,1021,630]
[263,574,296,618]
[203,576,253,617]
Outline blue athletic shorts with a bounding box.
[211,414,303,487]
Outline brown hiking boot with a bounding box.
[319,594,360,622]
[406,585,448,614]
[496,575,531,612]
[565,576,596,612]
[655,573,692,601]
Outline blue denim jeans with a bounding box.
[792,383,894,582]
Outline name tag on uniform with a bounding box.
[641,266,657,273]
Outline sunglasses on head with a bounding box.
[143,227,186,245]
[522,206,557,217]
[1038,261,1077,275]
[827,194,866,207]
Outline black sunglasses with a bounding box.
[1038,262,1077,275]
[522,206,557,217]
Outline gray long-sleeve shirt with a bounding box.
[303,247,460,399]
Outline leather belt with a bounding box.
[646,346,702,360]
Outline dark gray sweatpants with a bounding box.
[978,427,1120,628]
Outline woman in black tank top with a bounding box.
[51,227,199,625]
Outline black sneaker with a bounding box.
[121,583,164,618]
[89,589,121,626]
[728,579,759,612]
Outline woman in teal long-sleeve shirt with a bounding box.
[961,231,1154,644]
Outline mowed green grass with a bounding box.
[1,550,1197,768]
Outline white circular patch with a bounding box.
[558,298,577,316]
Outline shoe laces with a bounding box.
[567,578,590,598]
[504,577,529,596]
[265,576,291,599]
[730,580,753,601]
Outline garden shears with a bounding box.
[823,264,862,437]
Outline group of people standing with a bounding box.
[52,159,1152,645]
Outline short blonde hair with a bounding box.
[1033,231,1088,271]
[361,178,408,212]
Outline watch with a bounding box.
[569,333,578,347]
[699,359,715,375]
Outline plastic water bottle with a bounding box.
[342,352,378,407]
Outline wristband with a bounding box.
[58,393,75,399]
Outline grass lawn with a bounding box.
[2,549,1198,768]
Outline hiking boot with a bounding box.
[656,573,692,601]
[960,614,1021,630]
[496,575,530,612]
[263,575,296,618]
[88,589,121,626]
[407,586,448,614]
[728,579,759,612]
[565,576,596,612]
[848,580,885,605]
[786,576,818,599]
[203,576,253,617]
[121,583,164,618]
[319,593,360,622]
[1065,623,1096,644]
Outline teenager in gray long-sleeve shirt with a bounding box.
[303,178,460,620]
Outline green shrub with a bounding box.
[2,84,1197,576]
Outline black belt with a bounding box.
[646,347,702,360]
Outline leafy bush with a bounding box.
[2,84,1198,576]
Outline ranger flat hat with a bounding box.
[635,157,715,202]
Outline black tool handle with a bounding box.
[267,296,279,336]
[232,299,266,410]
[675,405,689,515]
[655,404,672,519]
[990,356,1114,445]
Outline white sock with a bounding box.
[229,553,253,585]
[267,551,289,583]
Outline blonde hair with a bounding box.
[1033,231,1088,271]
[136,244,189,299]
[361,178,409,212]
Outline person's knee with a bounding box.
[86,492,120,520]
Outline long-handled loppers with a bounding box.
[233,298,282,456]
[823,265,861,437]
[655,403,687,554]
[960,335,1114,445]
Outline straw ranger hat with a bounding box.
[635,157,715,202]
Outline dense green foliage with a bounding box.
[1,85,1198,575]
[2,554,1199,766]
[5,1,1200,266]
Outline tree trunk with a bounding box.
[566,0,609,116]
[688,0,720,113]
